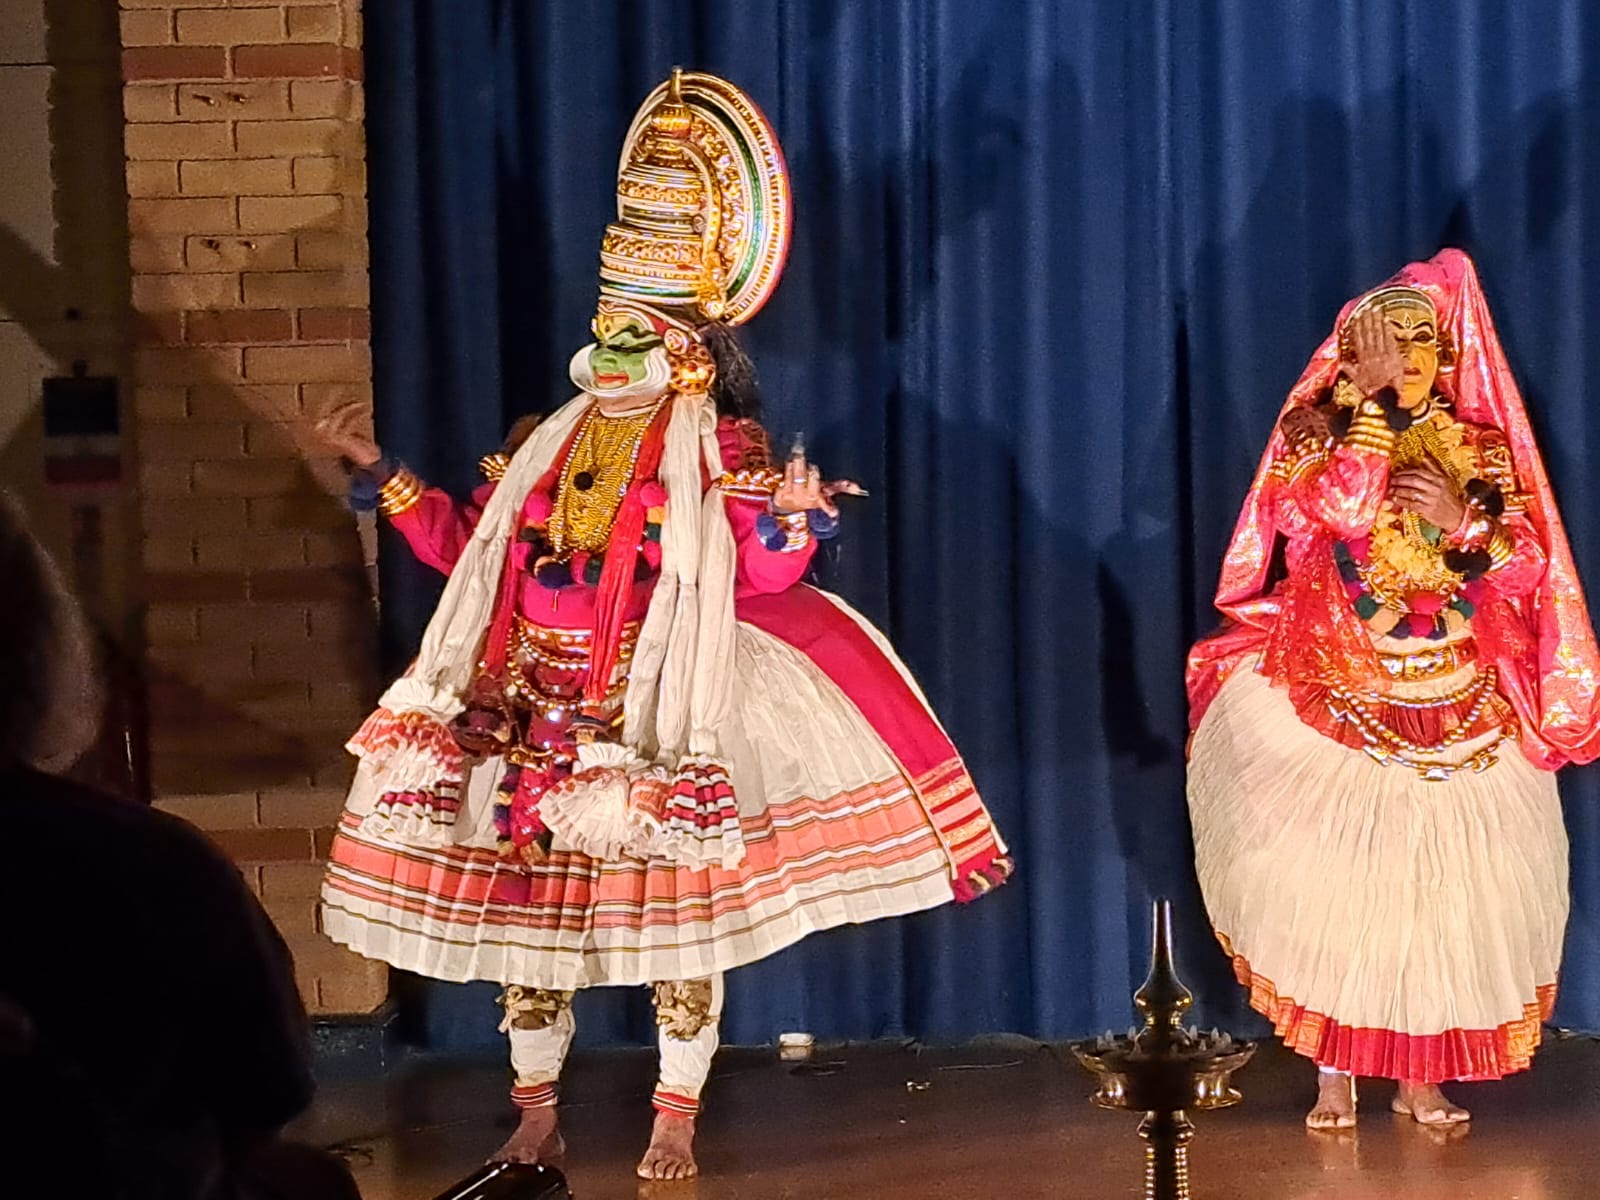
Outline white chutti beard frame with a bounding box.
[568,343,672,402]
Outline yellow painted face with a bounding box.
[1383,302,1439,408]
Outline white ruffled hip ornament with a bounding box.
[347,707,465,847]
[538,742,746,869]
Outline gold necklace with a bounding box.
[546,400,663,557]
[1382,403,1470,580]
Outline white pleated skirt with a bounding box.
[321,621,962,990]
[1187,657,1567,1082]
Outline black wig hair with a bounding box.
[698,321,762,421]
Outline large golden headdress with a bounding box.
[598,69,792,326]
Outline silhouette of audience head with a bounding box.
[0,492,103,771]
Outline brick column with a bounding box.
[120,0,384,1015]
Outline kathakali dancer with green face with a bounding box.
[314,72,1011,1180]
[1187,250,1600,1132]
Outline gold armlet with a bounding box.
[1486,522,1515,567]
[377,467,425,517]
[479,452,510,483]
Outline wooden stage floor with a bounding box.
[295,1035,1599,1199]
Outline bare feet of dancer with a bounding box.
[1306,1070,1358,1130]
[1392,1081,1470,1125]
[637,1110,698,1180]
[491,1107,566,1167]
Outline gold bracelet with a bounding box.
[775,509,810,554]
[377,466,425,517]
[1344,432,1396,456]
[1452,512,1494,550]
[479,452,510,483]
[1268,440,1332,484]
[1344,409,1396,455]
[1486,522,1515,567]
[1333,377,1363,409]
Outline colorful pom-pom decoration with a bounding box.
[807,509,840,540]
[1405,611,1436,638]
[534,559,573,588]
[1409,592,1444,616]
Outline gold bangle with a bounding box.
[1344,414,1395,455]
[1454,513,1493,549]
[1486,522,1515,567]
[776,509,810,554]
[479,452,510,483]
[377,466,425,517]
[1268,442,1331,483]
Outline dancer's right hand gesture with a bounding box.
[310,402,384,469]
[1345,308,1406,398]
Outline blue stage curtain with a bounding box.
[365,0,1600,1048]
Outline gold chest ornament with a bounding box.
[1359,406,1478,607]
[545,401,663,557]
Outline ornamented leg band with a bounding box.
[651,1088,702,1116]
[651,973,724,1116]
[512,1082,559,1110]
[502,985,577,1110]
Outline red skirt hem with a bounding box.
[1217,930,1556,1083]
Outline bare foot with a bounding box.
[636,1110,698,1181]
[1306,1071,1358,1130]
[1392,1081,1470,1125]
[491,1106,566,1166]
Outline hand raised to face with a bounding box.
[1344,307,1407,399]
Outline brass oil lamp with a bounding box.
[1070,899,1255,1200]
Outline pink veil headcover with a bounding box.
[1186,248,1600,768]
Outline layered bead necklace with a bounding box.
[545,398,665,557]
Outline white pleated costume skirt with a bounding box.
[1187,648,1567,1082]
[321,617,1005,992]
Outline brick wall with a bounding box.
[119,0,384,1016]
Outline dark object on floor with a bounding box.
[432,1162,571,1200]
